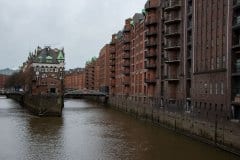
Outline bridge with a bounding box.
[64,89,108,99]
[0,89,6,95]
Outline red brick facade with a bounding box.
[98,45,110,93]
[85,59,96,90]
[0,74,8,90]
[68,0,239,120]
[65,68,85,90]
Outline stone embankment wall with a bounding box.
[109,96,240,156]
[23,95,63,116]
[6,93,24,104]
[7,93,63,116]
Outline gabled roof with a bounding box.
[57,51,64,60]
[33,47,65,64]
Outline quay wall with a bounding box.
[23,95,62,116]
[6,93,24,104]
[108,96,240,156]
[7,93,63,116]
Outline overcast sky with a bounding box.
[0,0,146,70]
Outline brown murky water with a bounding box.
[0,96,239,160]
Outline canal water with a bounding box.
[0,96,239,160]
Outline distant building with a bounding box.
[0,74,9,91]
[22,46,65,95]
[76,0,240,121]
[65,68,85,90]
[98,45,110,93]
[0,68,16,75]
[85,59,96,90]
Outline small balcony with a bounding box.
[232,88,240,104]
[145,40,157,48]
[145,61,157,69]
[186,71,191,79]
[110,67,115,72]
[124,45,130,51]
[145,17,158,26]
[145,78,157,84]
[164,15,181,25]
[233,0,240,10]
[123,70,130,75]
[164,57,180,64]
[145,30,158,37]
[165,28,180,37]
[123,61,130,67]
[123,26,131,33]
[110,48,116,54]
[123,53,130,59]
[187,51,192,60]
[165,75,180,81]
[145,51,157,58]
[187,6,193,15]
[110,80,115,86]
[110,55,115,60]
[232,37,240,50]
[145,0,159,11]
[164,1,181,12]
[232,16,240,30]
[122,80,130,86]
[123,37,130,44]
[187,22,192,31]
[110,73,115,78]
[232,59,240,76]
[110,61,115,66]
[164,41,181,50]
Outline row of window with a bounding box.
[195,102,224,112]
[34,67,63,73]
[209,82,224,95]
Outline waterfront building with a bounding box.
[109,34,117,96]
[81,0,240,121]
[64,68,85,90]
[22,46,65,95]
[85,58,97,90]
[130,14,146,100]
[98,45,110,93]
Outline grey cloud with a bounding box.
[0,0,146,69]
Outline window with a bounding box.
[211,57,214,70]
[221,82,224,95]
[222,55,226,68]
[216,56,220,69]
[210,83,213,94]
[215,83,218,94]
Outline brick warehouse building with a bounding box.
[65,68,85,90]
[63,0,240,152]
[98,45,110,93]
[106,0,240,120]
[81,0,240,121]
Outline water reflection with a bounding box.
[24,117,66,160]
[0,97,239,160]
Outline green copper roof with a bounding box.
[46,55,53,60]
[142,9,146,15]
[57,51,64,60]
[130,20,134,26]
